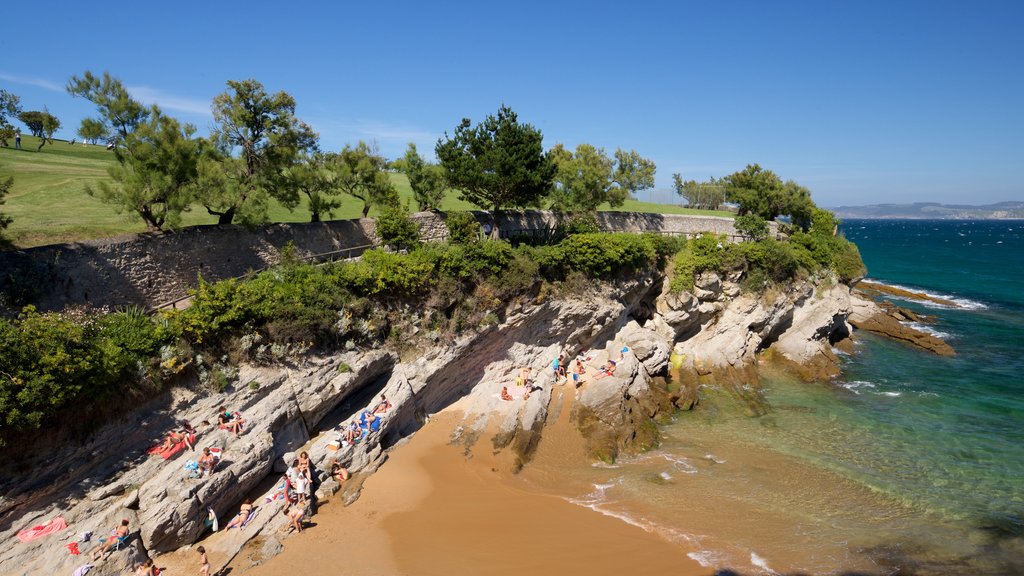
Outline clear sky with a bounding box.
[2,0,1022,207]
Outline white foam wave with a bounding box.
[704,454,726,464]
[877,391,902,397]
[839,380,876,394]
[659,453,699,474]
[905,322,952,339]
[863,279,988,310]
[687,550,721,567]
[750,552,779,574]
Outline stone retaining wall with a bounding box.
[0,211,741,311]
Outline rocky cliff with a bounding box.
[0,270,942,575]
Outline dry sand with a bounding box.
[238,405,708,576]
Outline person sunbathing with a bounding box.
[500,386,513,401]
[198,447,216,477]
[594,359,617,379]
[159,431,185,452]
[225,499,254,530]
[90,519,129,561]
[371,394,393,414]
[217,406,244,436]
[361,410,379,430]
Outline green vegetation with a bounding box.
[0,305,171,444]
[548,144,656,213]
[723,163,814,229]
[669,208,865,292]
[435,104,555,215]
[0,89,22,147]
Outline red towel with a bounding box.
[66,542,80,555]
[17,516,67,542]
[147,433,196,460]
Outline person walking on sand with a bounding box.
[197,545,210,576]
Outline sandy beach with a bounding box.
[235,402,707,576]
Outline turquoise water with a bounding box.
[839,220,1024,532]
[528,220,1024,574]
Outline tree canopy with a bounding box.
[283,151,342,222]
[0,89,21,147]
[198,79,317,225]
[89,106,203,231]
[401,143,446,212]
[435,105,554,215]
[17,111,45,138]
[723,164,815,229]
[77,117,110,144]
[333,141,398,218]
[35,109,60,151]
[612,148,657,201]
[672,174,725,210]
[66,71,149,141]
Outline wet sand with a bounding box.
[239,407,707,576]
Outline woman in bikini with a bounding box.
[90,519,129,561]
[371,394,392,415]
[224,499,254,530]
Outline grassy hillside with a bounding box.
[0,135,731,247]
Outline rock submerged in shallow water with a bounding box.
[849,295,955,356]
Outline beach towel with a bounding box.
[66,542,80,555]
[17,516,67,542]
[146,433,197,460]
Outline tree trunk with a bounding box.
[490,205,500,239]
[310,211,321,223]
[362,202,370,218]
[218,207,235,225]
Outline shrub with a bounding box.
[734,213,769,242]
[561,213,601,236]
[444,211,480,244]
[375,202,421,250]
[670,234,742,292]
[0,306,165,442]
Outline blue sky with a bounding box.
[2,0,1021,207]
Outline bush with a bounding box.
[444,211,480,244]
[670,234,743,292]
[375,202,421,250]
[0,306,168,442]
[734,213,769,242]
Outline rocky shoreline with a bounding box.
[0,272,950,575]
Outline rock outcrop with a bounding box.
[849,294,955,356]
[0,267,948,575]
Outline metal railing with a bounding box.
[147,242,380,313]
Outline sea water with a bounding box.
[523,220,1024,575]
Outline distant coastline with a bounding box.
[831,201,1024,220]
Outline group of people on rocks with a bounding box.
[501,346,626,401]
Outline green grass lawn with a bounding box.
[0,134,730,248]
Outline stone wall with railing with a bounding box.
[0,211,747,311]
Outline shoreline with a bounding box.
[237,405,708,576]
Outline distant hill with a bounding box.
[831,201,1024,220]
